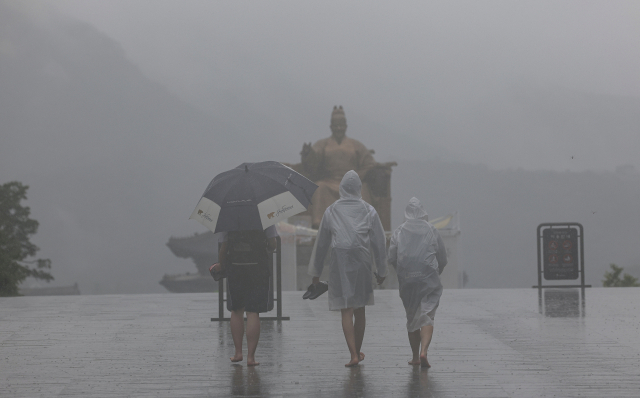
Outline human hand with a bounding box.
[210,263,222,273]
[374,273,385,286]
[266,237,277,253]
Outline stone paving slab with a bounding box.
[1,288,640,397]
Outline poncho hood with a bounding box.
[339,170,362,200]
[404,197,428,221]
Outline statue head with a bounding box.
[330,105,347,144]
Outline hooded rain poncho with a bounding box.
[388,197,447,331]
[308,171,388,310]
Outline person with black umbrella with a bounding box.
[191,161,318,366]
[212,226,278,366]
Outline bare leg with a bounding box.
[246,312,261,366]
[408,330,421,365]
[341,308,359,367]
[420,325,434,368]
[230,309,245,362]
[353,307,366,362]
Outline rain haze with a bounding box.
[2,0,639,294]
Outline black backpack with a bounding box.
[226,230,268,266]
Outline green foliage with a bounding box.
[602,263,640,287]
[0,181,53,296]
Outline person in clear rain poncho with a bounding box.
[308,170,388,367]
[388,197,447,368]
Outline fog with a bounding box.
[1,1,639,293]
[50,0,640,171]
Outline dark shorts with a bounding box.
[226,262,273,313]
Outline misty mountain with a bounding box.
[79,1,640,174]
[2,3,639,293]
[0,2,253,293]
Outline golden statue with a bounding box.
[287,106,396,230]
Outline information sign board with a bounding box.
[542,227,579,280]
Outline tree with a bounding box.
[602,263,640,287]
[0,181,53,296]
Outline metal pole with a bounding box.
[578,223,586,316]
[579,223,585,288]
[537,225,543,313]
[276,236,282,320]
[218,278,224,320]
[536,224,542,292]
[269,250,274,306]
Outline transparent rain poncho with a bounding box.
[308,171,388,310]
[388,197,448,331]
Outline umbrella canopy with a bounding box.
[189,161,318,233]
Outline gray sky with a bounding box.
[3,1,640,294]
[49,0,640,172]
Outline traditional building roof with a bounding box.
[166,232,217,258]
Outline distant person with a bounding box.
[388,197,447,368]
[308,170,388,367]
[211,226,278,366]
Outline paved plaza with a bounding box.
[2,288,640,397]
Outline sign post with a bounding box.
[534,223,590,314]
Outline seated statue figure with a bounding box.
[287,106,396,230]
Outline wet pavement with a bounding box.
[1,288,640,397]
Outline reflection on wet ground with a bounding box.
[230,365,265,397]
[405,366,434,398]
[1,289,640,397]
[542,288,583,317]
[343,366,366,397]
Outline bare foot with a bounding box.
[345,357,359,367]
[247,359,260,366]
[408,358,421,366]
[230,354,243,363]
[420,354,431,368]
[359,352,365,361]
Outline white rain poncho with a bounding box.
[388,197,447,332]
[308,171,389,310]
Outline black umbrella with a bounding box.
[190,161,318,233]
